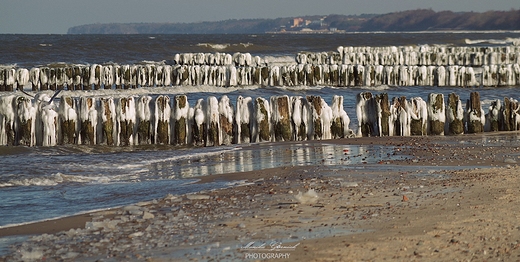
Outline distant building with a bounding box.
[292,18,304,28]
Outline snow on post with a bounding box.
[90,64,102,90]
[307,95,332,140]
[465,92,485,133]
[81,66,91,90]
[154,95,170,145]
[254,97,271,142]
[163,65,172,87]
[206,96,220,146]
[218,95,234,145]
[356,92,378,137]
[409,97,427,136]
[291,96,309,141]
[72,66,82,90]
[136,95,152,145]
[376,93,390,136]
[331,95,353,138]
[16,68,29,91]
[173,95,189,145]
[0,68,5,91]
[0,94,17,145]
[192,98,206,146]
[394,97,411,136]
[235,96,253,144]
[58,97,78,144]
[116,97,136,146]
[485,99,502,132]
[103,65,114,89]
[15,96,36,146]
[35,93,58,146]
[79,97,97,145]
[5,68,15,92]
[446,93,464,135]
[113,65,122,89]
[100,97,116,146]
[29,68,40,91]
[427,93,445,136]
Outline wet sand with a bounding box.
[2,133,520,261]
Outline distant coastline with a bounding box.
[67,9,520,34]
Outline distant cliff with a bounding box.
[67,9,520,34]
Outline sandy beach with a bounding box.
[2,133,520,261]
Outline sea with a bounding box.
[1,32,520,253]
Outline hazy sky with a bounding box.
[0,0,518,34]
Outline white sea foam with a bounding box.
[465,37,520,45]
[196,43,230,50]
[0,171,145,187]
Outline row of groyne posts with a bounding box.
[1,45,520,91]
[0,93,353,147]
[0,91,518,147]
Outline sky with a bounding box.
[0,0,518,34]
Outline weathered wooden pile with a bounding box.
[356,91,520,137]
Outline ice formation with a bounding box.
[2,43,519,92]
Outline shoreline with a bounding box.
[2,133,520,260]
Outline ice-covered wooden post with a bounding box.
[79,97,97,145]
[136,95,152,145]
[155,95,170,145]
[55,67,65,90]
[16,68,29,91]
[15,96,35,146]
[0,68,6,91]
[270,95,292,141]
[59,97,78,145]
[35,93,58,146]
[0,94,16,145]
[117,97,135,146]
[291,96,309,141]
[393,97,410,136]
[102,65,113,90]
[254,97,271,142]
[130,66,138,89]
[356,92,378,137]
[409,97,427,135]
[465,92,485,133]
[72,66,82,90]
[173,95,189,145]
[219,95,234,145]
[235,96,253,144]
[376,93,390,136]
[30,68,40,91]
[5,68,15,92]
[100,97,116,146]
[427,93,445,136]
[307,95,332,140]
[331,95,352,138]
[485,99,502,132]
[206,96,220,146]
[502,98,520,131]
[446,93,464,135]
[48,68,57,91]
[192,98,206,146]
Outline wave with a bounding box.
[195,42,254,50]
[465,37,520,46]
[0,173,133,187]
[139,146,242,166]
